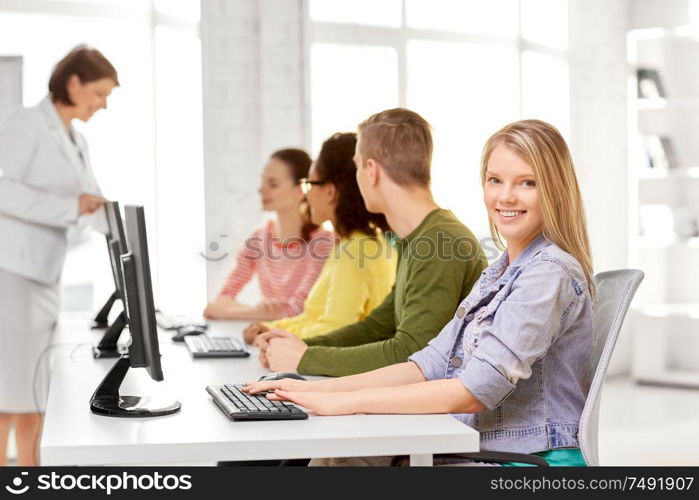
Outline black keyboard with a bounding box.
[184,335,249,358]
[206,384,308,421]
[155,310,206,330]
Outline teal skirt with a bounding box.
[502,448,586,467]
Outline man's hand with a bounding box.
[254,328,307,372]
[243,321,269,345]
[258,349,269,369]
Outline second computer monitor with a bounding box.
[121,205,163,381]
[105,201,127,298]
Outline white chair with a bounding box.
[426,269,644,467]
[579,269,644,465]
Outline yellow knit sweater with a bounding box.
[268,231,397,339]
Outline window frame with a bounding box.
[305,0,570,139]
[0,0,202,312]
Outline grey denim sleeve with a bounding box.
[458,260,581,410]
[408,315,461,381]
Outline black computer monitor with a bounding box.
[106,200,127,296]
[92,201,129,359]
[92,201,127,328]
[89,205,181,418]
[121,205,162,379]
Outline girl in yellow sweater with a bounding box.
[243,132,396,344]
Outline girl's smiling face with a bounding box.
[484,144,543,249]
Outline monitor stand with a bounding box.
[91,290,118,329]
[93,311,128,359]
[90,355,182,418]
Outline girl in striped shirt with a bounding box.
[203,149,333,320]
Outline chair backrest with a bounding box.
[579,269,644,466]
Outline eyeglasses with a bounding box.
[299,178,326,194]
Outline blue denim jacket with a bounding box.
[409,234,592,454]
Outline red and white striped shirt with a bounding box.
[218,221,333,317]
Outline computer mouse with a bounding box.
[172,325,206,342]
[258,372,307,382]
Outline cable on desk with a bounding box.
[32,342,89,414]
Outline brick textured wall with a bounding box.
[569,0,630,273]
[201,0,306,299]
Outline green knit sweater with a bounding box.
[298,208,487,376]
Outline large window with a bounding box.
[309,0,569,243]
[0,0,204,315]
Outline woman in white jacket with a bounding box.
[0,45,118,466]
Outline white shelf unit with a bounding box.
[628,27,699,389]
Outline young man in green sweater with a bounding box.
[255,108,487,376]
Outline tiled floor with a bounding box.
[599,376,699,465]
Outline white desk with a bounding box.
[41,319,479,466]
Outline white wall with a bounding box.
[569,0,630,273]
[201,0,306,300]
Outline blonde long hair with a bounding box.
[480,119,595,298]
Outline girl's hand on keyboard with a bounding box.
[268,390,357,416]
[242,378,314,395]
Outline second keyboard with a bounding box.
[184,335,249,358]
